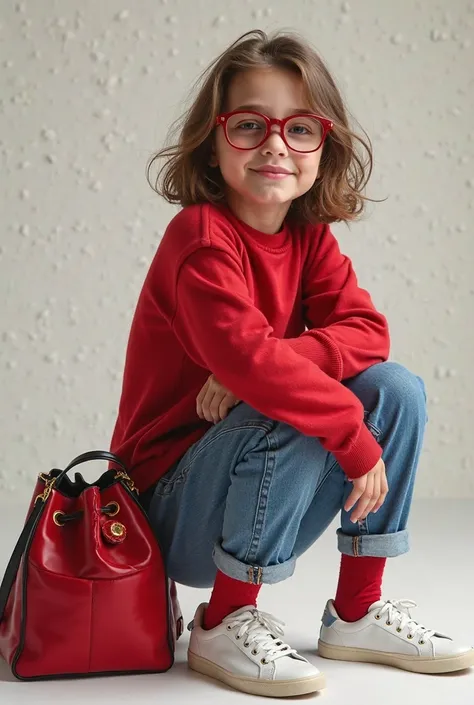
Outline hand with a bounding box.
[196,374,241,424]
[344,457,388,523]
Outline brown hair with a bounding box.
[147,29,383,225]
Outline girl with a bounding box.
[109,29,473,698]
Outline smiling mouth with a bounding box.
[252,169,294,178]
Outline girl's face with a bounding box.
[211,66,324,234]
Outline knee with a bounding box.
[368,361,427,419]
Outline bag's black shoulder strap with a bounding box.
[0,500,45,623]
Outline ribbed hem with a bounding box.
[332,424,383,479]
[286,331,343,381]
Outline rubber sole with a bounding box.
[318,639,474,674]
[188,650,326,697]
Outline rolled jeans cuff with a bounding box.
[337,528,409,558]
[212,541,296,585]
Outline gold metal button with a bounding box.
[111,522,125,537]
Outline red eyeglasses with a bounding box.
[215,110,334,153]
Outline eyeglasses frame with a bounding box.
[215,110,334,153]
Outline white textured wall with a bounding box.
[1,0,473,500]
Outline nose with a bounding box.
[260,126,288,156]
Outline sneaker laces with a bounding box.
[376,599,436,642]
[223,608,297,663]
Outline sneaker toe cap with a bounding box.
[433,636,474,658]
[274,654,322,681]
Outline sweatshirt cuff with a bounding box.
[331,423,383,479]
[286,331,343,381]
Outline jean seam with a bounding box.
[366,421,381,439]
[243,424,277,564]
[361,412,382,532]
[311,458,342,501]
[156,421,274,495]
[364,409,382,439]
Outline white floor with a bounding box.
[0,499,473,704]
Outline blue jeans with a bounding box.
[146,362,428,588]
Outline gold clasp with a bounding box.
[35,475,56,505]
[114,470,139,495]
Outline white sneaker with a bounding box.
[318,598,474,674]
[187,603,326,697]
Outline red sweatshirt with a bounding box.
[109,202,390,492]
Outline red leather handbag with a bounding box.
[0,450,183,680]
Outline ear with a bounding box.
[208,132,219,167]
[208,144,218,168]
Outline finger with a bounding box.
[361,471,380,520]
[196,378,210,419]
[201,384,218,423]
[196,378,209,405]
[218,397,229,421]
[350,472,375,523]
[218,394,235,421]
[360,470,380,519]
[344,479,365,513]
[209,392,225,424]
[351,472,374,522]
[373,473,389,513]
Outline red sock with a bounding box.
[333,554,386,622]
[204,570,262,631]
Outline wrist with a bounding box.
[332,424,383,479]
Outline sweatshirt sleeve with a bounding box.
[286,224,390,381]
[170,246,382,479]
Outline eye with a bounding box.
[288,124,312,135]
[285,116,321,139]
[236,121,262,131]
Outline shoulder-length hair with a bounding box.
[147,29,382,225]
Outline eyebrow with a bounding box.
[233,104,313,115]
